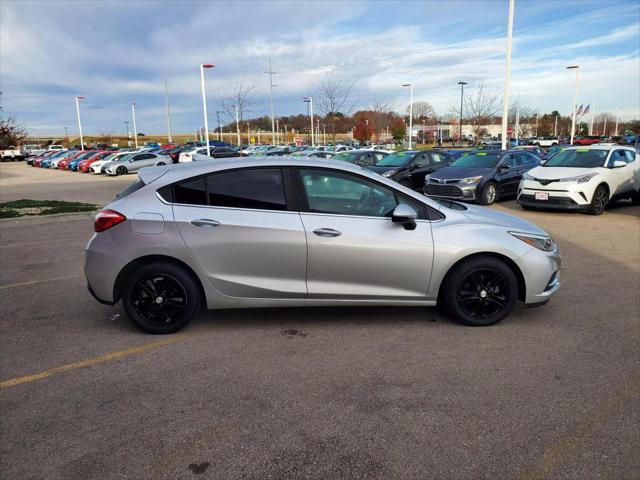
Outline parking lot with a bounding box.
[0,161,638,479]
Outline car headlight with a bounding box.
[509,231,556,252]
[522,172,534,181]
[381,169,397,177]
[558,172,598,183]
[460,176,483,184]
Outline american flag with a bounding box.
[582,104,590,115]
[575,104,583,116]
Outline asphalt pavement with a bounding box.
[0,162,638,479]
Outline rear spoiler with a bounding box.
[138,165,170,185]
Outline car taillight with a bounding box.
[94,209,126,232]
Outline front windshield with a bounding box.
[375,152,412,167]
[543,149,607,168]
[331,152,357,162]
[450,152,500,168]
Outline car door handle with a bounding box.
[313,228,342,237]
[190,219,221,228]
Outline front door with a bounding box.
[295,168,433,299]
[172,167,308,298]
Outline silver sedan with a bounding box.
[85,157,561,333]
[103,152,170,175]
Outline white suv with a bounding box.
[517,145,639,215]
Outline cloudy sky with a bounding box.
[1,0,639,136]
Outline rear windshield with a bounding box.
[116,178,145,199]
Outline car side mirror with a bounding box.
[611,160,626,168]
[392,204,417,230]
[409,163,416,171]
[499,164,510,171]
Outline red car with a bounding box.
[573,135,605,146]
[78,151,112,172]
[57,151,93,169]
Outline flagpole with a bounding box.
[567,65,580,145]
[589,101,595,136]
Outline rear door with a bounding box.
[295,167,433,299]
[172,167,307,298]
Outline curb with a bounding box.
[0,210,99,225]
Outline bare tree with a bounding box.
[407,101,436,122]
[371,94,396,114]
[220,78,259,127]
[312,74,356,145]
[464,79,501,136]
[0,115,28,148]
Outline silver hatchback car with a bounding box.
[85,157,561,333]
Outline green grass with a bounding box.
[0,199,98,218]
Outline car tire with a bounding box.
[479,182,498,205]
[631,190,640,206]
[116,166,127,175]
[587,185,608,215]
[156,162,166,166]
[441,256,518,327]
[122,262,202,334]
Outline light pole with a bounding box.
[303,97,314,147]
[216,111,223,141]
[323,123,326,145]
[567,65,580,145]
[124,121,130,146]
[131,102,138,148]
[500,0,515,150]
[266,58,277,145]
[615,106,620,136]
[402,84,413,148]
[235,104,240,147]
[64,127,69,146]
[247,123,250,146]
[457,82,466,144]
[554,113,558,137]
[589,101,596,136]
[75,96,85,150]
[200,63,215,153]
[164,81,173,143]
[316,119,320,144]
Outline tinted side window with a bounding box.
[206,168,286,211]
[174,177,207,205]
[429,152,446,164]
[502,155,516,168]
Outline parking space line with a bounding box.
[0,274,83,290]
[0,239,83,249]
[0,334,195,389]
[516,374,640,480]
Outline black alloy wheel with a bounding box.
[123,262,201,334]
[116,166,127,175]
[588,185,608,215]
[442,256,517,326]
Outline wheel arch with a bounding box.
[113,254,206,305]
[594,181,611,199]
[436,251,526,303]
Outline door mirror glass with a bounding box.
[392,204,418,230]
[499,163,510,171]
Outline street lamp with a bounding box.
[216,111,223,141]
[75,96,85,150]
[457,82,467,144]
[235,104,240,147]
[402,84,413,149]
[200,63,215,153]
[266,58,277,145]
[500,0,515,150]
[131,102,138,148]
[303,97,314,147]
[567,65,580,145]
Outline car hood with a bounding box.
[527,166,599,180]
[461,203,547,235]
[429,166,493,180]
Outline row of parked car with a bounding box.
[24,139,640,215]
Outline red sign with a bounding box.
[294,136,303,147]
[507,127,513,134]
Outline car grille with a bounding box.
[425,184,464,197]
[519,194,577,206]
